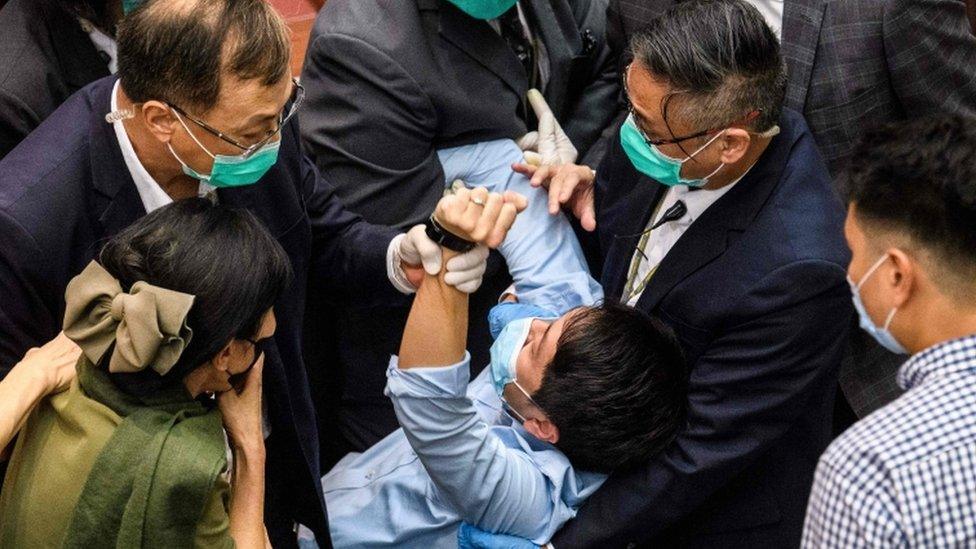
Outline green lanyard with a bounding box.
[622,199,668,303]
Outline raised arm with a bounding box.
[389,189,575,542]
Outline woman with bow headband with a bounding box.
[0,198,290,549]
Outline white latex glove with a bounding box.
[388,225,490,295]
[517,89,578,167]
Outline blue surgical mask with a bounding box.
[446,0,519,19]
[619,114,725,188]
[848,255,908,355]
[488,302,557,340]
[488,317,544,421]
[169,110,279,188]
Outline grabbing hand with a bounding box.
[17,332,81,394]
[512,162,597,231]
[516,89,578,167]
[433,186,528,248]
[397,225,491,294]
[218,354,265,452]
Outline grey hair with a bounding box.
[630,0,787,137]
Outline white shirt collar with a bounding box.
[110,80,214,213]
[662,165,752,227]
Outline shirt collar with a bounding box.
[669,165,751,226]
[110,81,214,213]
[897,333,976,390]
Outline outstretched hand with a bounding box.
[512,162,597,232]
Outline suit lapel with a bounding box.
[523,0,578,109]
[781,0,826,113]
[88,79,147,238]
[437,1,526,96]
[633,118,795,313]
[601,177,666,301]
[46,2,112,91]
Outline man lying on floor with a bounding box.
[301,175,688,547]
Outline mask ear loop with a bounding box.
[171,109,216,160]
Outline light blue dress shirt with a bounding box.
[315,358,606,548]
[299,140,606,548]
[437,139,603,313]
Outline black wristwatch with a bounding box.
[424,215,476,253]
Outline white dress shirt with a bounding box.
[110,80,215,213]
[745,0,785,39]
[624,171,749,307]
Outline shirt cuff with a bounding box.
[386,233,418,295]
[385,353,472,399]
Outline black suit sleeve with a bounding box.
[552,260,851,547]
[299,31,444,230]
[0,91,39,161]
[564,0,622,167]
[884,0,976,120]
[297,129,403,304]
[0,210,59,377]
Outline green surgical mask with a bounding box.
[446,0,519,19]
[122,0,143,14]
[619,113,725,188]
[169,111,279,188]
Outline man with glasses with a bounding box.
[479,1,852,546]
[0,0,490,546]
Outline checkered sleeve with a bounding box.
[802,456,906,549]
[883,0,976,120]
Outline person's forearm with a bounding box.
[398,248,467,369]
[228,442,269,549]
[0,362,52,458]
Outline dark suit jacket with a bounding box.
[607,0,976,179]
[606,0,976,434]
[0,0,111,160]
[297,0,620,455]
[552,110,852,548]
[0,77,401,548]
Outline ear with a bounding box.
[886,247,916,309]
[142,100,178,145]
[210,341,235,373]
[523,417,560,444]
[718,128,751,165]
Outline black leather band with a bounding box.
[424,215,476,253]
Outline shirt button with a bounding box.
[365,469,375,480]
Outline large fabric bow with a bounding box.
[63,261,195,376]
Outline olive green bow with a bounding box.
[63,261,195,376]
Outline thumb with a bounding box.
[577,189,597,231]
[517,131,539,152]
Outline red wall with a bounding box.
[268,0,326,75]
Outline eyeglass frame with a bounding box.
[621,65,761,146]
[168,77,305,160]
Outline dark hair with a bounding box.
[532,302,688,473]
[844,114,976,298]
[630,0,786,137]
[117,0,290,113]
[98,198,292,394]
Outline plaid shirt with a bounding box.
[802,334,976,548]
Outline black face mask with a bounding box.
[228,337,268,394]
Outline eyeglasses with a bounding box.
[621,65,760,146]
[229,337,269,393]
[169,77,305,159]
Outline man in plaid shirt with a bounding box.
[802,114,976,547]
